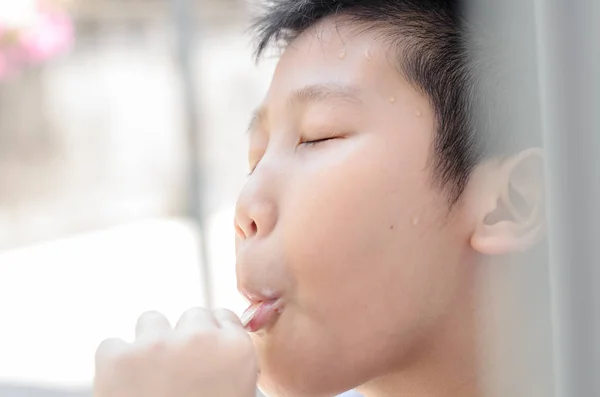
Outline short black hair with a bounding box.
[250,0,534,204]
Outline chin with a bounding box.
[251,309,404,397]
[258,374,350,397]
[255,342,373,397]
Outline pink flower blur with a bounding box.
[0,2,73,81]
[20,12,73,63]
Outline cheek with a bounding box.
[262,137,462,394]
[282,136,435,319]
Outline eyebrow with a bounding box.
[247,83,363,133]
[290,83,363,105]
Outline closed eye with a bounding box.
[300,136,339,147]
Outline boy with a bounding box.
[94,1,546,396]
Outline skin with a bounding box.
[236,16,544,397]
[94,14,545,397]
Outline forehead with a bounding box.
[266,17,406,102]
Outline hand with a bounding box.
[94,308,258,397]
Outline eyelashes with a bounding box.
[299,136,338,147]
[248,135,342,176]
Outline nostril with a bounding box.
[249,220,258,237]
[235,220,259,239]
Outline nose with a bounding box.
[234,177,278,240]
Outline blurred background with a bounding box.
[0,0,279,395]
[0,1,598,397]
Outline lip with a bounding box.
[239,286,280,305]
[241,299,284,333]
[237,282,284,332]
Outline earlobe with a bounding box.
[470,149,546,256]
[471,219,545,256]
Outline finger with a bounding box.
[95,337,130,367]
[213,308,245,330]
[175,307,219,334]
[213,309,260,372]
[135,311,172,340]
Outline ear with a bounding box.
[470,149,546,256]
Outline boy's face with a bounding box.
[235,19,478,397]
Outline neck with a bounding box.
[358,279,479,397]
[356,251,553,397]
